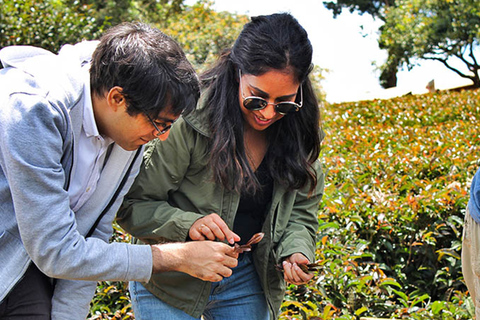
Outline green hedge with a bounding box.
[90,89,479,319]
[0,0,102,53]
[280,89,478,319]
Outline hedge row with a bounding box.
[281,89,479,319]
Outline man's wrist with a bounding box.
[150,243,186,274]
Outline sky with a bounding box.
[193,0,472,103]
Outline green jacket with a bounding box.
[118,104,324,319]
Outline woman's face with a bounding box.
[238,69,300,132]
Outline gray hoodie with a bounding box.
[0,42,152,319]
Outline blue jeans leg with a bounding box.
[204,252,269,320]
[130,252,269,320]
[129,281,199,320]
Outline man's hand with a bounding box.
[282,253,314,285]
[151,241,238,282]
[189,213,240,245]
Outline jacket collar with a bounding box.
[183,90,212,138]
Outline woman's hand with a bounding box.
[282,253,314,285]
[189,213,240,245]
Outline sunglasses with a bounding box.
[239,69,303,115]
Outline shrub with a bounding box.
[280,90,479,319]
[0,0,102,53]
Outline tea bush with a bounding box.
[90,89,480,319]
[89,224,134,319]
[280,89,480,319]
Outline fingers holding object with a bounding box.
[206,213,240,244]
[189,213,240,244]
[282,261,314,285]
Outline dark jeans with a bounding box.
[0,263,53,319]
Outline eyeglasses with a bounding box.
[239,69,303,115]
[145,113,174,137]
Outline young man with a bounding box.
[0,22,237,319]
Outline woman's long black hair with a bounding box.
[201,13,322,195]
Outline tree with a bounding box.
[0,0,101,53]
[323,0,399,88]
[323,0,395,20]
[325,0,480,89]
[64,0,186,29]
[379,0,480,88]
[159,0,249,71]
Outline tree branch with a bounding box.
[426,57,476,85]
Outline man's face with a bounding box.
[97,87,180,151]
[112,107,178,151]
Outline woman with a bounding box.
[117,13,324,319]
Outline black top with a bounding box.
[233,159,274,245]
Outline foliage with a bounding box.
[311,65,327,104]
[380,0,480,88]
[90,281,133,320]
[89,223,134,319]
[323,0,394,20]
[280,89,480,319]
[0,0,102,53]
[62,0,186,30]
[159,0,249,71]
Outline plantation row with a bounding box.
[90,89,480,319]
[280,89,480,319]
